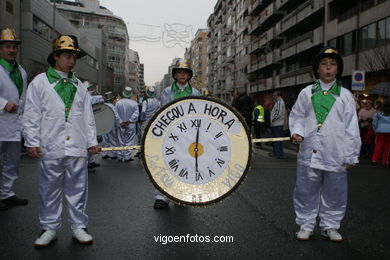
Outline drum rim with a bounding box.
[93,103,116,136]
[141,96,252,206]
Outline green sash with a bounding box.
[171,81,193,99]
[46,67,78,121]
[0,58,23,97]
[311,80,341,129]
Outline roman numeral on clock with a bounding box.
[168,133,178,141]
[195,171,203,182]
[208,169,215,177]
[177,122,187,132]
[165,146,174,155]
[191,119,201,128]
[215,132,223,139]
[220,146,228,152]
[178,168,188,179]
[168,159,179,172]
[216,158,225,167]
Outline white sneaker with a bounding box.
[296,229,313,241]
[72,228,93,244]
[34,230,57,248]
[321,228,343,242]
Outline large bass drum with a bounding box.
[142,96,252,206]
[92,103,115,136]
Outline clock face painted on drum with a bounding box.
[142,97,251,206]
[162,115,231,185]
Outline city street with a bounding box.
[1,145,389,259]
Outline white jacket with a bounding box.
[22,72,97,160]
[0,64,27,141]
[289,82,361,172]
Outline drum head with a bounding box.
[92,103,115,136]
[142,96,252,206]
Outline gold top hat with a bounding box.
[172,58,193,79]
[0,28,21,44]
[47,34,86,66]
[53,35,80,52]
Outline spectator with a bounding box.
[232,86,254,132]
[371,98,390,166]
[270,91,286,158]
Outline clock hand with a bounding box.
[195,126,199,172]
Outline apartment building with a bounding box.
[0,0,101,85]
[207,0,390,106]
[325,0,390,91]
[54,0,131,95]
[185,29,209,93]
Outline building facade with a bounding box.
[0,0,101,85]
[54,0,131,95]
[207,0,390,106]
[185,29,209,93]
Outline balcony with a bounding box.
[248,2,283,35]
[277,0,324,36]
[279,66,313,88]
[280,26,323,60]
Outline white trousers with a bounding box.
[293,163,347,231]
[0,141,21,200]
[39,156,89,230]
[117,125,136,161]
[101,128,118,158]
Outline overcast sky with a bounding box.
[99,0,218,86]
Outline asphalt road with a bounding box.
[1,145,389,259]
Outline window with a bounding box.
[343,32,354,55]
[33,16,52,41]
[386,17,390,42]
[6,1,13,14]
[378,19,386,46]
[360,23,376,50]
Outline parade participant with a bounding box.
[140,86,160,135]
[154,58,201,209]
[101,92,120,160]
[270,91,286,158]
[85,81,103,173]
[371,97,390,166]
[232,86,254,131]
[0,28,28,210]
[289,46,361,242]
[115,86,139,162]
[23,34,99,247]
[358,99,376,156]
[252,101,265,148]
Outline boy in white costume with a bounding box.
[154,59,201,209]
[0,28,28,210]
[115,86,139,162]
[23,35,99,247]
[289,46,361,242]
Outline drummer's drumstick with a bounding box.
[252,137,291,143]
[101,145,141,151]
[100,137,292,151]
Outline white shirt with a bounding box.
[270,97,286,127]
[115,98,139,126]
[140,97,160,122]
[160,83,201,106]
[289,80,361,172]
[0,63,28,141]
[22,72,97,160]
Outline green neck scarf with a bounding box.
[171,81,192,99]
[311,80,341,129]
[46,67,78,121]
[0,58,23,97]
